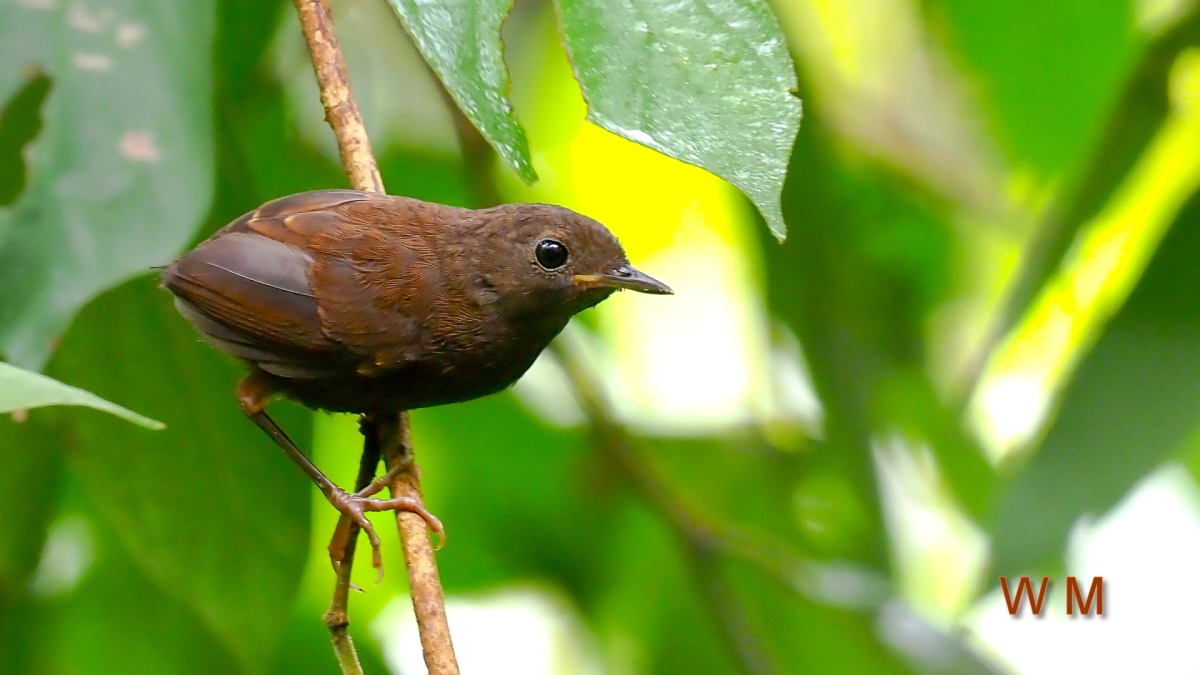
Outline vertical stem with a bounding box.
[291,0,383,194]
[376,413,458,674]
[290,0,457,672]
[323,426,381,675]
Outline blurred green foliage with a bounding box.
[3,0,1200,673]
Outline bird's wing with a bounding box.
[166,190,464,378]
[163,190,382,378]
[220,189,374,245]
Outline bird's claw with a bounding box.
[326,480,445,583]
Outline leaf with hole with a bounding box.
[0,0,214,368]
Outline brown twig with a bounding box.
[292,0,382,194]
[374,414,457,674]
[323,422,383,675]
[291,0,457,672]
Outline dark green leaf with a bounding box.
[554,0,801,239]
[48,275,311,670]
[387,0,537,183]
[0,0,214,368]
[40,510,242,675]
[0,361,162,429]
[0,72,50,206]
[991,189,1200,572]
[0,412,65,594]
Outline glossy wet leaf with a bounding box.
[0,0,214,368]
[0,361,163,429]
[387,0,536,183]
[554,0,801,239]
[991,190,1200,572]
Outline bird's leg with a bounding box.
[326,424,384,592]
[237,375,444,576]
[326,418,446,581]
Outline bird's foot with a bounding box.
[326,462,444,582]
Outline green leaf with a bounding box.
[991,188,1200,573]
[0,0,214,368]
[927,0,1139,177]
[0,361,162,429]
[48,275,311,670]
[554,0,801,239]
[387,0,537,183]
[39,510,242,675]
[0,413,65,595]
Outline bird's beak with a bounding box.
[574,264,673,295]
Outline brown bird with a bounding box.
[162,189,671,570]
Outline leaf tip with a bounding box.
[755,200,787,242]
[515,161,539,185]
[767,219,787,242]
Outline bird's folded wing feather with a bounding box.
[163,190,383,377]
[165,190,454,378]
[164,230,345,377]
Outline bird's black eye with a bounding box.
[535,239,569,270]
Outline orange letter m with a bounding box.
[1000,576,1049,616]
[1067,576,1104,616]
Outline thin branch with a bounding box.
[688,546,780,675]
[374,414,458,675]
[290,0,457,672]
[323,423,382,675]
[292,0,382,194]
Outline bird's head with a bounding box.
[472,204,672,320]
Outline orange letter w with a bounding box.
[1000,576,1049,616]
